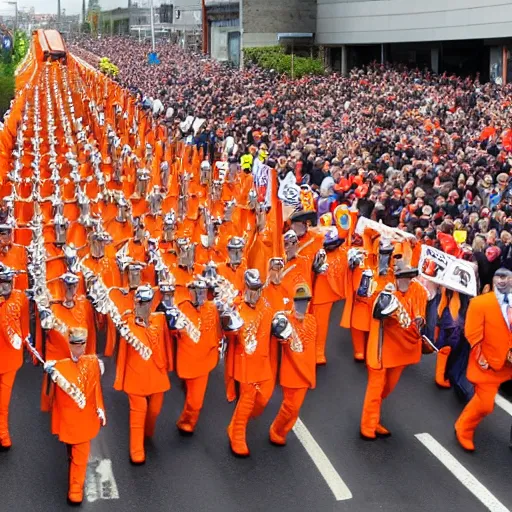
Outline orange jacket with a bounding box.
[0,289,30,374]
[0,245,28,290]
[366,279,428,370]
[175,301,221,379]
[217,261,246,296]
[113,313,173,396]
[50,355,105,444]
[312,246,347,306]
[282,255,312,298]
[263,283,292,314]
[39,298,97,361]
[234,301,273,384]
[279,313,317,389]
[465,292,512,384]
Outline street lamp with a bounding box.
[148,0,155,51]
[6,1,17,32]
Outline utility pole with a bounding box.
[149,0,155,51]
[57,0,61,30]
[239,0,243,69]
[82,0,86,27]
[7,1,17,32]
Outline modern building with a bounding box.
[204,0,316,66]
[317,0,512,83]
[100,1,200,49]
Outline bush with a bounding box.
[244,46,324,78]
[99,57,120,78]
[0,72,15,119]
[0,31,28,119]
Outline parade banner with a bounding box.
[418,244,477,297]
[355,217,416,241]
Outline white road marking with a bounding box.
[85,457,120,502]
[85,434,120,502]
[415,433,510,512]
[495,394,512,417]
[292,418,353,501]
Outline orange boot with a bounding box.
[454,383,498,452]
[435,347,451,388]
[360,367,387,439]
[68,441,90,504]
[269,388,307,446]
[177,376,208,434]
[129,395,147,464]
[0,370,15,450]
[144,392,164,438]
[227,385,256,457]
[312,303,333,365]
[351,327,367,361]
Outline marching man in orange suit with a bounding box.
[269,284,317,446]
[227,269,276,457]
[281,230,314,297]
[455,268,512,451]
[341,229,395,361]
[0,267,30,451]
[43,327,106,505]
[113,285,173,465]
[310,228,347,365]
[361,265,427,440]
[0,222,28,291]
[172,279,221,434]
[262,258,293,400]
[217,237,247,402]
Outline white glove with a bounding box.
[43,361,56,375]
[97,408,106,427]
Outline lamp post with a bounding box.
[6,1,17,32]
[148,0,155,52]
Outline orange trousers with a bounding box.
[435,347,451,388]
[0,370,16,448]
[224,334,236,402]
[455,382,501,446]
[177,374,209,432]
[351,327,368,360]
[66,441,90,503]
[311,303,333,364]
[270,387,308,445]
[360,365,405,437]
[228,380,274,456]
[128,393,164,463]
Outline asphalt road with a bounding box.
[2,301,512,512]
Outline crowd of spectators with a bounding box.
[69,35,512,293]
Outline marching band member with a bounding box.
[341,228,395,361]
[269,284,317,446]
[113,285,173,464]
[105,192,133,244]
[44,327,106,505]
[39,272,97,360]
[263,257,292,390]
[310,228,347,365]
[455,268,512,451]
[217,237,247,293]
[218,237,247,402]
[227,269,274,457]
[172,279,221,434]
[0,221,28,291]
[360,265,428,439]
[282,230,313,297]
[0,267,30,450]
